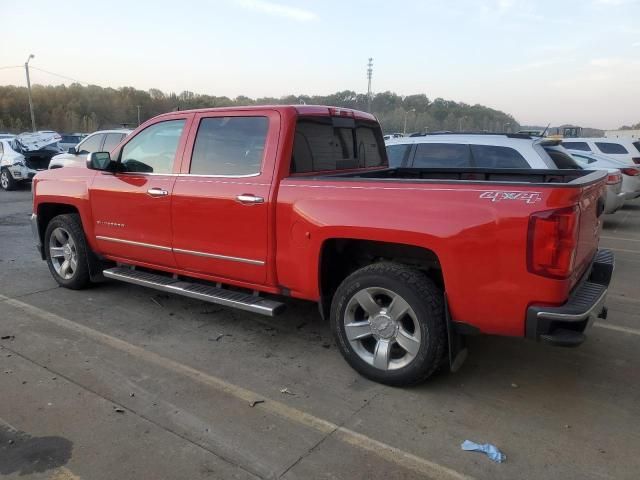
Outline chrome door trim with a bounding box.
[96,235,265,265]
[96,236,172,252]
[173,247,265,265]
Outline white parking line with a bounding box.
[604,247,640,255]
[601,236,640,243]
[0,294,473,480]
[595,323,640,337]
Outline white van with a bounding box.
[561,138,640,165]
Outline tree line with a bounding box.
[0,84,521,135]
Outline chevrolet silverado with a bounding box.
[31,105,614,385]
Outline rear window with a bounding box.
[386,144,411,167]
[544,147,581,169]
[291,117,386,173]
[562,141,591,152]
[633,141,640,155]
[470,145,529,168]
[412,143,471,168]
[595,142,628,154]
[60,135,80,144]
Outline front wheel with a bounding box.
[330,262,446,386]
[44,214,91,289]
[0,168,18,191]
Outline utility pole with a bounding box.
[25,54,36,132]
[136,105,141,126]
[366,58,373,113]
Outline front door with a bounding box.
[90,116,191,268]
[171,110,280,285]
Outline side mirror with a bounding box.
[68,146,77,154]
[87,151,113,171]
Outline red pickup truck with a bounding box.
[31,106,614,385]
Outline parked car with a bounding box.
[58,134,84,152]
[30,106,613,386]
[383,133,404,141]
[1,131,62,190]
[49,129,132,169]
[561,138,640,165]
[567,150,640,200]
[384,134,624,214]
[385,133,577,169]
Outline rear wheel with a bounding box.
[44,214,91,289]
[330,262,446,386]
[0,168,17,191]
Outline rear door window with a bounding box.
[595,142,628,154]
[562,141,591,152]
[386,144,411,167]
[190,116,269,176]
[412,143,471,168]
[470,145,529,168]
[632,141,640,155]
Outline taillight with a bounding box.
[632,157,640,165]
[622,168,640,176]
[527,206,581,279]
[606,172,622,184]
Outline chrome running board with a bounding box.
[103,267,285,317]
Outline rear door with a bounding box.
[170,110,280,285]
[90,115,192,268]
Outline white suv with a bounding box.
[385,133,577,170]
[561,138,640,166]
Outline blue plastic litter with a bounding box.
[461,440,506,463]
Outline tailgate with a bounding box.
[572,181,605,286]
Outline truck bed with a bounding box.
[316,167,605,186]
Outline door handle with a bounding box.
[147,188,169,197]
[236,194,264,204]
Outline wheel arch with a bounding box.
[318,238,444,320]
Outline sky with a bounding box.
[1,0,639,129]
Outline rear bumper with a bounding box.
[526,249,614,346]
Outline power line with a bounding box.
[0,65,21,70]
[29,66,95,86]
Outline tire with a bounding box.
[0,168,18,191]
[44,213,92,289]
[330,262,446,386]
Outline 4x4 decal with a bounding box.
[479,191,542,204]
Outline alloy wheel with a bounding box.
[343,287,422,371]
[49,227,78,280]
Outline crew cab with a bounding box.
[30,106,614,386]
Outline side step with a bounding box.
[103,267,285,317]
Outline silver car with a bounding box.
[49,129,132,169]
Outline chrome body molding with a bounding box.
[96,235,172,252]
[96,235,264,265]
[173,247,265,265]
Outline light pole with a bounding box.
[403,108,415,135]
[25,54,36,132]
[136,105,141,126]
[366,58,373,113]
[503,122,511,133]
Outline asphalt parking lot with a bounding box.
[1,186,639,480]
